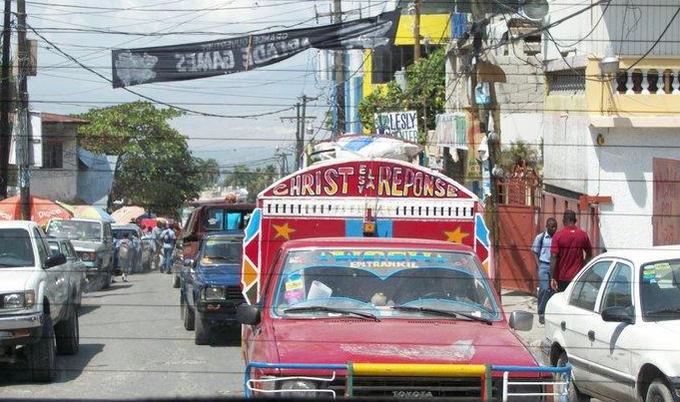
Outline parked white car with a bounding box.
[542,247,680,402]
[0,221,80,382]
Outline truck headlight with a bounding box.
[2,290,35,309]
[202,286,226,301]
[280,380,317,397]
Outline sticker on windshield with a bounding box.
[642,263,674,287]
[284,273,305,304]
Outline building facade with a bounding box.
[542,0,680,248]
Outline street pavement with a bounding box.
[0,271,245,399]
[500,289,546,363]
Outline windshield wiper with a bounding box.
[283,306,380,322]
[391,306,492,325]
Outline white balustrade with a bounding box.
[656,71,664,94]
[619,68,680,95]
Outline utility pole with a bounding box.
[17,0,30,219]
[280,97,316,170]
[0,0,11,199]
[333,0,345,138]
[413,0,421,62]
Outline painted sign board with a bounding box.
[374,111,419,143]
[242,159,492,305]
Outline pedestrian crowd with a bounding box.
[531,209,592,324]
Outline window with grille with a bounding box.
[42,141,63,169]
[546,69,585,94]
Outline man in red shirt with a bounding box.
[550,210,592,292]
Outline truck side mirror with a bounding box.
[509,310,534,331]
[45,253,67,268]
[237,303,261,325]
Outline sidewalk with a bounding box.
[500,288,545,364]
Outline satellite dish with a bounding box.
[519,0,549,21]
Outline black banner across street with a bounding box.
[111,9,399,88]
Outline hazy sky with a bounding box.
[25,0,384,168]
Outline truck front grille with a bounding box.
[324,376,500,400]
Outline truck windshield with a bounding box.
[0,228,35,268]
[274,248,500,321]
[199,237,242,265]
[47,220,102,242]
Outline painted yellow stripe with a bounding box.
[352,363,487,377]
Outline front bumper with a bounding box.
[0,312,43,346]
[244,361,571,400]
[196,299,243,326]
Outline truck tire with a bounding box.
[27,315,56,382]
[646,380,674,402]
[55,308,79,355]
[194,317,211,345]
[182,297,195,331]
[172,274,181,288]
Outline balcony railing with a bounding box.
[615,68,680,95]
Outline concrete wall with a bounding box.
[30,123,78,201]
[542,112,591,195]
[587,128,680,250]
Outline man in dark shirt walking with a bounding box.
[550,210,592,292]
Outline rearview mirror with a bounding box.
[601,306,634,324]
[45,253,67,268]
[509,310,534,331]
[237,303,261,325]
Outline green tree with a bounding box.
[195,157,221,188]
[358,48,446,143]
[77,101,201,216]
[223,164,277,203]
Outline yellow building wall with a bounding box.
[362,14,451,99]
[585,57,680,116]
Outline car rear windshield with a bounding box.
[273,248,500,320]
[640,259,680,321]
[47,220,102,241]
[0,228,35,268]
[113,229,138,240]
[199,237,242,265]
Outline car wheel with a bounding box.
[172,274,181,288]
[194,317,211,345]
[55,308,79,355]
[556,352,590,402]
[183,298,195,331]
[646,380,675,402]
[26,314,56,382]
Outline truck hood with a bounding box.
[271,319,537,367]
[71,240,104,252]
[0,268,38,292]
[195,264,240,286]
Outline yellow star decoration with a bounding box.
[272,222,296,240]
[444,227,469,244]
